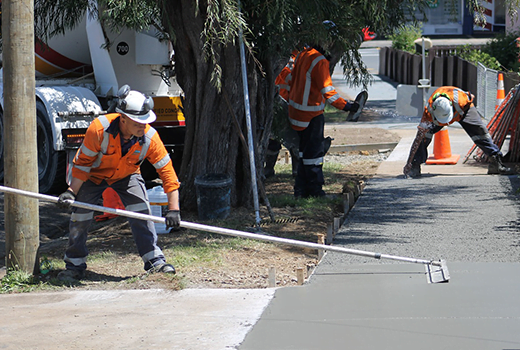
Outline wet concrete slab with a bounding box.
[240,262,520,350]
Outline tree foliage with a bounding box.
[484,30,520,72]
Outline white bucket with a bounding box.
[147,185,169,234]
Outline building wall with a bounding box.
[412,0,506,36]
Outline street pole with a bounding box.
[237,0,261,227]
[2,0,39,273]
[417,37,432,110]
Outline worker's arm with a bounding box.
[165,189,181,229]
[166,189,180,211]
[68,177,85,195]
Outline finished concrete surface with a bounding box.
[0,288,275,350]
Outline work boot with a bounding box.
[263,153,279,178]
[148,263,176,274]
[488,154,515,175]
[57,269,85,282]
[289,147,300,178]
[408,164,422,178]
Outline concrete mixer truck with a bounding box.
[0,6,185,193]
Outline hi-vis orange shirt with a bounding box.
[275,65,292,102]
[288,47,348,131]
[422,86,474,128]
[72,114,180,193]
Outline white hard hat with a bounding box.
[431,96,453,124]
[115,85,156,124]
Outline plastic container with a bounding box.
[147,185,169,234]
[194,173,232,221]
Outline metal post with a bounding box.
[237,0,261,226]
[418,37,431,111]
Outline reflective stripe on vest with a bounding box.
[290,118,310,128]
[139,128,154,163]
[288,54,327,113]
[153,154,171,169]
[90,115,112,169]
[452,88,465,115]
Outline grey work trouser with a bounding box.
[64,173,166,272]
[412,106,501,165]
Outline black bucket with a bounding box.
[194,173,232,221]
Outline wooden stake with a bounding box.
[296,268,304,285]
[326,224,333,244]
[343,194,350,215]
[334,217,341,236]
[317,234,325,260]
[268,266,276,287]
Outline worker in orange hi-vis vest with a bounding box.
[403,86,513,178]
[55,85,181,282]
[287,44,359,198]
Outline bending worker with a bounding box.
[404,86,512,177]
[56,85,181,282]
[287,45,359,198]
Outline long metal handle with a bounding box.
[0,185,442,267]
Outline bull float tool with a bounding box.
[0,185,450,283]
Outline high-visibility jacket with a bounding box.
[275,65,292,102]
[287,47,348,131]
[72,113,180,193]
[421,86,474,128]
[275,51,298,102]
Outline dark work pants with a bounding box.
[294,114,325,197]
[412,106,501,165]
[64,173,166,272]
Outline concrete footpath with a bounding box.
[239,73,520,348]
[3,41,520,349]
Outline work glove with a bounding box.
[343,101,360,113]
[165,210,181,229]
[57,189,76,209]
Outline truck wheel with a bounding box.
[0,110,4,183]
[37,101,66,194]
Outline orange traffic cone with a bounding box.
[425,128,460,165]
[496,73,505,110]
[94,187,125,221]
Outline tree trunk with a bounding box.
[3,0,39,273]
[167,1,275,211]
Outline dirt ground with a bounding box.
[1,122,401,291]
